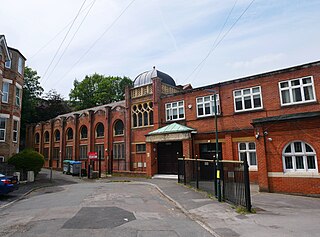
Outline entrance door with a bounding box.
[157,141,182,174]
[199,143,222,180]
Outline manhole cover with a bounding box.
[62,207,136,229]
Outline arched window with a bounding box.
[66,128,73,140]
[282,141,317,172]
[80,125,88,139]
[132,102,153,128]
[44,131,49,143]
[96,123,104,138]
[35,133,40,144]
[54,130,60,142]
[114,120,124,136]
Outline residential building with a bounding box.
[0,35,26,162]
[26,61,320,195]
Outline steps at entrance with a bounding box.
[152,174,178,180]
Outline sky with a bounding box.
[1,0,320,98]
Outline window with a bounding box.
[166,101,185,121]
[18,57,23,74]
[65,146,73,159]
[53,148,60,160]
[238,142,257,168]
[132,102,154,128]
[44,131,49,143]
[113,143,125,159]
[15,86,21,106]
[5,52,12,69]
[0,156,4,163]
[95,144,104,159]
[136,144,146,153]
[13,120,18,143]
[35,133,40,144]
[279,76,316,106]
[234,86,262,112]
[114,120,124,135]
[66,128,73,140]
[54,130,60,142]
[80,126,88,139]
[43,148,49,160]
[282,141,317,172]
[2,82,9,103]
[96,123,104,137]
[0,118,6,141]
[196,94,220,118]
[79,145,88,160]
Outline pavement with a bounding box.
[1,169,320,237]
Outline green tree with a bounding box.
[69,74,132,110]
[8,149,45,177]
[20,67,44,149]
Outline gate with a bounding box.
[178,157,251,211]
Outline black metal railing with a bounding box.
[178,157,251,211]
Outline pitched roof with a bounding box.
[147,123,195,135]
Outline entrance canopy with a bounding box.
[146,123,196,142]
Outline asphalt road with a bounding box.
[0,178,213,237]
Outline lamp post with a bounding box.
[206,89,221,202]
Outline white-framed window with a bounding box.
[166,100,185,121]
[238,142,257,168]
[234,86,262,112]
[2,82,9,103]
[279,76,316,106]
[113,142,125,160]
[196,94,220,118]
[18,57,23,75]
[5,52,12,69]
[282,141,318,173]
[15,86,21,106]
[13,120,18,143]
[0,118,6,142]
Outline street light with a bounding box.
[206,89,222,202]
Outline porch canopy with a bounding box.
[145,123,196,142]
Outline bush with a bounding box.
[8,149,45,176]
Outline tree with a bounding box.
[8,149,45,177]
[35,89,71,122]
[20,67,44,149]
[69,74,132,110]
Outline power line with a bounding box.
[43,0,97,86]
[29,0,96,60]
[41,0,88,81]
[184,0,255,84]
[54,0,136,87]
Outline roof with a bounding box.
[56,100,125,119]
[8,47,27,60]
[133,67,176,88]
[0,35,11,61]
[252,111,320,125]
[147,123,195,136]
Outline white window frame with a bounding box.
[18,57,23,75]
[5,52,12,69]
[166,100,185,121]
[0,117,6,142]
[15,84,22,107]
[196,94,220,118]
[238,142,257,170]
[13,120,18,143]
[233,86,263,112]
[2,81,9,103]
[279,76,316,106]
[282,141,318,173]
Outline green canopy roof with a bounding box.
[147,123,195,135]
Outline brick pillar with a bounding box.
[125,86,131,171]
[49,119,54,167]
[182,139,192,158]
[105,106,111,172]
[88,110,94,152]
[146,142,157,177]
[152,77,162,129]
[224,134,233,161]
[73,113,79,160]
[60,117,66,166]
[256,128,269,192]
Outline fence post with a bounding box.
[196,155,199,189]
[183,155,186,185]
[243,158,252,212]
[177,152,180,183]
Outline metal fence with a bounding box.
[178,157,251,211]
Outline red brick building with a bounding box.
[26,62,320,195]
[0,35,26,162]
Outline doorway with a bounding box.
[199,143,222,180]
[157,141,182,174]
